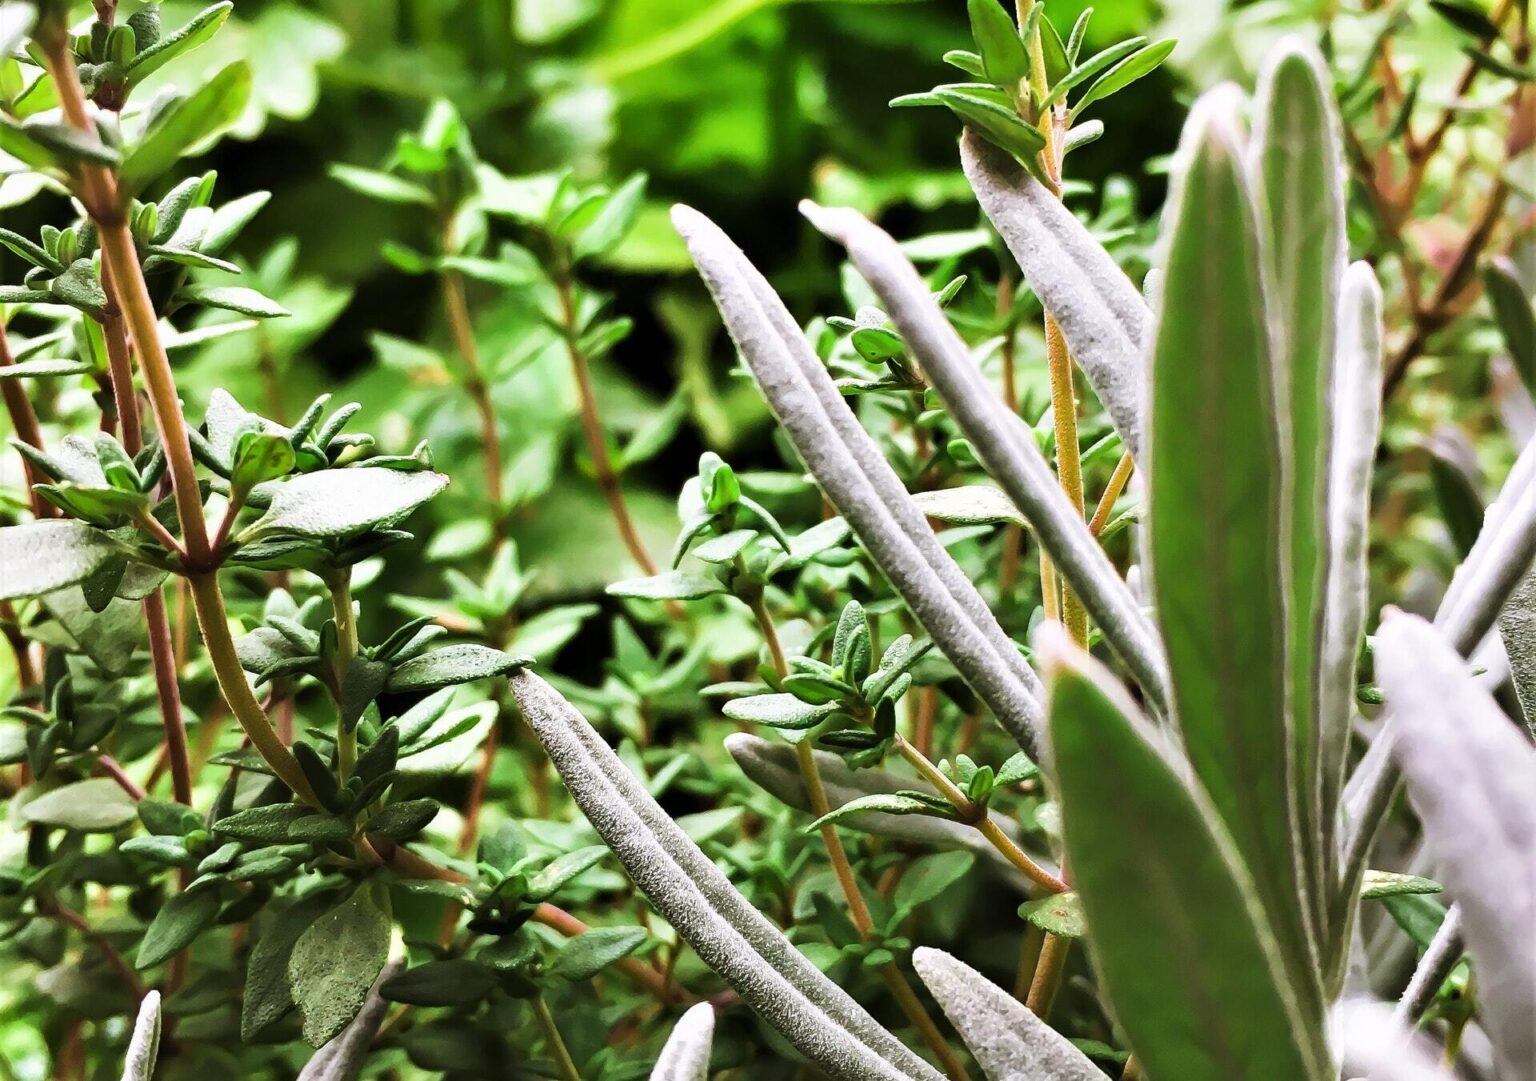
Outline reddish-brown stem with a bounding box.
[552,263,661,578]
[145,588,192,804]
[0,324,57,520]
[95,755,145,799]
[457,717,499,854]
[437,229,506,525]
[45,900,146,998]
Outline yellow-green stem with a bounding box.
[188,573,319,807]
[1089,452,1135,537]
[330,570,359,780]
[747,590,965,1080]
[532,995,582,1081]
[1045,316,1088,644]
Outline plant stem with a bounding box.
[187,572,318,806]
[552,259,660,577]
[532,994,582,1081]
[1045,316,1088,644]
[1089,452,1135,537]
[1025,922,1070,1018]
[145,587,193,805]
[41,38,324,808]
[892,736,1067,893]
[1122,1053,1145,1080]
[0,324,56,520]
[438,221,506,525]
[44,900,145,998]
[746,588,965,1080]
[95,754,145,799]
[531,904,685,1005]
[329,569,358,780]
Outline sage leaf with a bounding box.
[804,201,1169,712]
[1376,612,1536,1079]
[1483,258,1535,396]
[0,520,122,600]
[136,887,222,969]
[1147,87,1321,1011]
[1318,263,1385,896]
[674,204,1045,758]
[911,947,1101,1081]
[960,131,1150,464]
[384,644,530,692]
[1250,39,1348,932]
[289,884,392,1047]
[650,1002,715,1081]
[120,991,161,1081]
[1498,569,1536,737]
[245,467,448,539]
[510,669,942,1081]
[722,693,837,730]
[1359,870,1441,900]
[296,959,404,1081]
[1041,632,1330,1081]
[22,777,137,832]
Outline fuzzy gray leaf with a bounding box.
[296,960,405,1081]
[911,948,1100,1081]
[1376,612,1536,1079]
[510,669,940,1081]
[1318,263,1385,857]
[650,1002,715,1081]
[120,991,161,1081]
[802,200,1169,713]
[674,203,1044,757]
[961,130,1150,465]
[1497,570,1536,738]
[1334,999,1458,1081]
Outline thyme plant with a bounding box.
[0,1,1532,1079]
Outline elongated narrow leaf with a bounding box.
[120,62,252,194]
[1498,571,1536,736]
[510,670,941,1081]
[961,131,1150,464]
[724,733,1040,886]
[650,1002,715,1081]
[1251,38,1348,938]
[912,948,1100,1081]
[1483,258,1536,395]
[1041,634,1329,1081]
[121,991,161,1081]
[673,204,1044,757]
[1147,86,1321,1012]
[802,201,1169,712]
[1334,1000,1458,1081]
[1318,263,1385,903]
[1376,613,1536,1079]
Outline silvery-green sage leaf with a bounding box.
[245,467,449,540]
[801,200,1169,714]
[1146,85,1323,1013]
[1318,262,1385,906]
[509,669,941,1081]
[1250,38,1349,936]
[650,1002,715,1081]
[1333,999,1458,1081]
[120,991,161,1081]
[1040,629,1330,1081]
[911,947,1100,1081]
[1392,906,1463,1027]
[960,130,1150,465]
[295,959,404,1081]
[1375,612,1536,1079]
[1497,570,1536,737]
[673,203,1045,757]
